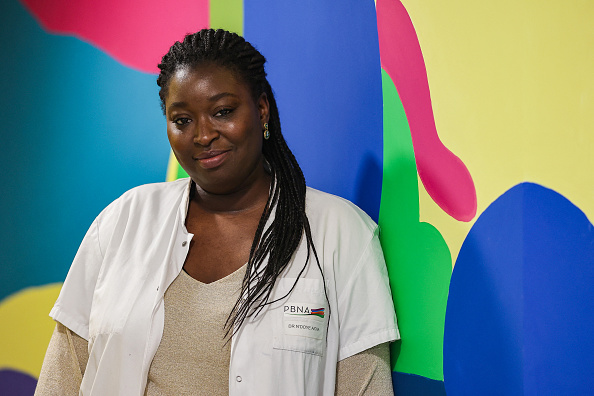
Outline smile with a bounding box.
[194,150,230,169]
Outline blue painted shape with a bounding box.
[444,184,524,395]
[0,369,37,395]
[444,182,594,395]
[522,185,594,395]
[392,371,446,396]
[0,0,169,300]
[244,2,383,221]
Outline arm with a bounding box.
[335,342,394,396]
[35,322,89,395]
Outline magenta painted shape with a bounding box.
[377,0,477,222]
[20,0,209,74]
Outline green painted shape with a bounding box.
[210,0,243,35]
[176,162,189,179]
[379,69,452,381]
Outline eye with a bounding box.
[174,117,192,126]
[215,108,234,117]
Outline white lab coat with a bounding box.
[50,178,399,395]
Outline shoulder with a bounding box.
[92,178,189,244]
[99,178,189,218]
[305,187,378,237]
[111,178,189,206]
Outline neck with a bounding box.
[191,170,271,215]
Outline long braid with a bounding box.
[157,29,327,334]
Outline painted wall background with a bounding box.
[1,0,593,394]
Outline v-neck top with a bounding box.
[144,263,247,395]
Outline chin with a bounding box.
[193,177,240,196]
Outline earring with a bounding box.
[263,123,270,140]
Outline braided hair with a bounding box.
[157,29,326,334]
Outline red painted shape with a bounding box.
[377,0,477,222]
[20,0,209,74]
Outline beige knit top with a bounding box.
[35,267,393,395]
[145,264,246,395]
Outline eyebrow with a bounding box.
[168,101,188,109]
[208,92,239,102]
[168,92,239,110]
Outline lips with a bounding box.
[194,149,230,169]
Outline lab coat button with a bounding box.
[236,376,242,382]
[182,241,187,247]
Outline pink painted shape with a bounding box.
[377,0,477,222]
[20,0,209,74]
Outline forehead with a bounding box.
[167,64,249,99]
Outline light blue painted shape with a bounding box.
[0,0,169,300]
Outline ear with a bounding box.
[258,93,270,125]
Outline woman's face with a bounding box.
[165,64,269,195]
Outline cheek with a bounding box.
[166,125,175,142]
[238,130,262,156]
[167,128,189,151]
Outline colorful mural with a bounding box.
[20,0,209,73]
[1,0,593,394]
[445,183,594,394]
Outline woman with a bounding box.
[36,29,399,395]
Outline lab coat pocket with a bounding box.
[271,278,328,395]
[272,278,328,357]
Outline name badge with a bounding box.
[283,303,326,339]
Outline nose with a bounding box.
[193,116,219,146]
